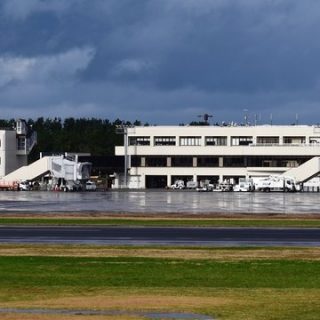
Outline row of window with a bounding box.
[131,156,310,168]
[128,136,316,146]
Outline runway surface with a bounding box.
[0,226,319,246]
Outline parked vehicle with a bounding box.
[186,181,198,189]
[197,179,214,192]
[254,176,298,192]
[85,180,97,191]
[197,184,214,192]
[219,183,234,192]
[233,178,254,192]
[19,180,31,191]
[0,181,19,191]
[171,180,185,190]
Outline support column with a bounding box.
[167,175,171,187]
[167,157,171,167]
[141,157,146,167]
[219,157,223,167]
[193,157,197,167]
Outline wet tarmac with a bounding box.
[0,190,319,214]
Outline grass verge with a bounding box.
[1,216,320,227]
[1,256,319,289]
[0,244,320,260]
[0,252,319,319]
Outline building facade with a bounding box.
[114,124,320,189]
[0,119,37,178]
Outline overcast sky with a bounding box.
[1,0,320,125]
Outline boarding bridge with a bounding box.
[1,156,91,183]
[282,157,320,183]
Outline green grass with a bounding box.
[1,217,320,227]
[0,255,320,319]
[0,256,319,291]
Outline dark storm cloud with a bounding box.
[0,0,320,123]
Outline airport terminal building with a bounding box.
[0,120,37,178]
[114,124,320,188]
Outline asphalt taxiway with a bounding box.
[0,226,319,246]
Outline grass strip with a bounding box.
[0,255,319,319]
[0,256,319,290]
[1,217,320,227]
[0,244,320,260]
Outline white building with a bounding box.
[114,124,320,188]
[0,119,37,178]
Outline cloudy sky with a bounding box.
[1,0,320,124]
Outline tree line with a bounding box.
[0,118,146,161]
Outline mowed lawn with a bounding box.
[0,247,319,320]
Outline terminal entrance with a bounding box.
[145,175,167,188]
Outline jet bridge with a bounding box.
[282,157,320,183]
[0,155,91,185]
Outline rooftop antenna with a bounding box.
[243,108,248,125]
[270,113,273,125]
[197,113,213,124]
[295,113,299,125]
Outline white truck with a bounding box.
[233,178,254,192]
[253,176,298,192]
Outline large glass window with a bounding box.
[309,137,320,144]
[197,156,219,167]
[154,136,176,146]
[247,156,310,167]
[171,156,193,167]
[283,136,306,144]
[145,156,167,167]
[205,136,227,146]
[256,137,279,144]
[128,136,150,146]
[224,157,246,167]
[131,156,141,167]
[179,136,201,146]
[231,136,253,146]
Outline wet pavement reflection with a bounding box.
[0,190,319,214]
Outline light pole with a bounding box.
[243,108,248,126]
[116,124,129,188]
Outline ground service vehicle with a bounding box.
[233,178,254,192]
[85,180,97,191]
[254,176,298,192]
